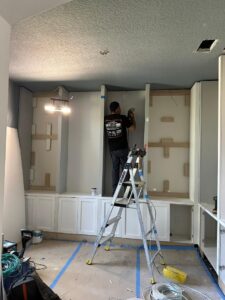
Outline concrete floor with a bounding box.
[26,240,224,300]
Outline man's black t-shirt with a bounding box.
[104,114,132,151]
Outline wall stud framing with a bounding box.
[160,116,175,122]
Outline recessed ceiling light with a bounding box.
[196,39,218,52]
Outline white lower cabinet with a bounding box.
[122,204,145,239]
[77,198,98,235]
[26,195,55,231]
[25,194,191,245]
[58,197,77,233]
[146,203,170,242]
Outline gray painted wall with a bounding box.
[18,87,33,190]
[8,80,19,128]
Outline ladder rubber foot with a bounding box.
[150,278,156,284]
[86,259,93,265]
[104,246,110,251]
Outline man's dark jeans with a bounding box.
[110,148,129,194]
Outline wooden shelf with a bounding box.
[29,185,56,191]
[149,191,189,199]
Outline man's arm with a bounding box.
[127,109,136,131]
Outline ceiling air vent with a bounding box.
[197,39,217,52]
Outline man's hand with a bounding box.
[128,108,136,131]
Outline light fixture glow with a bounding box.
[44,104,55,113]
[44,98,71,115]
[61,106,71,114]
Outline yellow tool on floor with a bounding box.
[163,266,187,283]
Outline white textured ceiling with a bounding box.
[9,0,225,91]
[0,0,71,25]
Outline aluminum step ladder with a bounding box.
[86,146,165,284]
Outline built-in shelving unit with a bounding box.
[19,74,225,296]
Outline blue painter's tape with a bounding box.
[136,247,141,298]
[195,248,225,300]
[141,244,195,251]
[138,170,143,177]
[101,95,106,100]
[50,242,82,289]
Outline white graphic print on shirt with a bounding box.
[105,119,122,139]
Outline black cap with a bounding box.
[109,101,119,112]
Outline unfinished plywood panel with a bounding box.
[148,91,190,198]
[30,96,58,191]
[30,140,57,190]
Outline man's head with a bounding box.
[109,101,121,114]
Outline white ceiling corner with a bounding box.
[0,0,71,25]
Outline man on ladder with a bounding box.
[86,145,165,284]
[104,101,136,194]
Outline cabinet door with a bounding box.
[219,225,225,293]
[33,196,55,231]
[146,203,170,242]
[58,197,77,233]
[77,198,98,235]
[100,199,122,237]
[25,196,35,229]
[122,204,145,239]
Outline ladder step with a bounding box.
[114,198,134,207]
[100,233,114,245]
[123,181,145,187]
[106,216,121,227]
